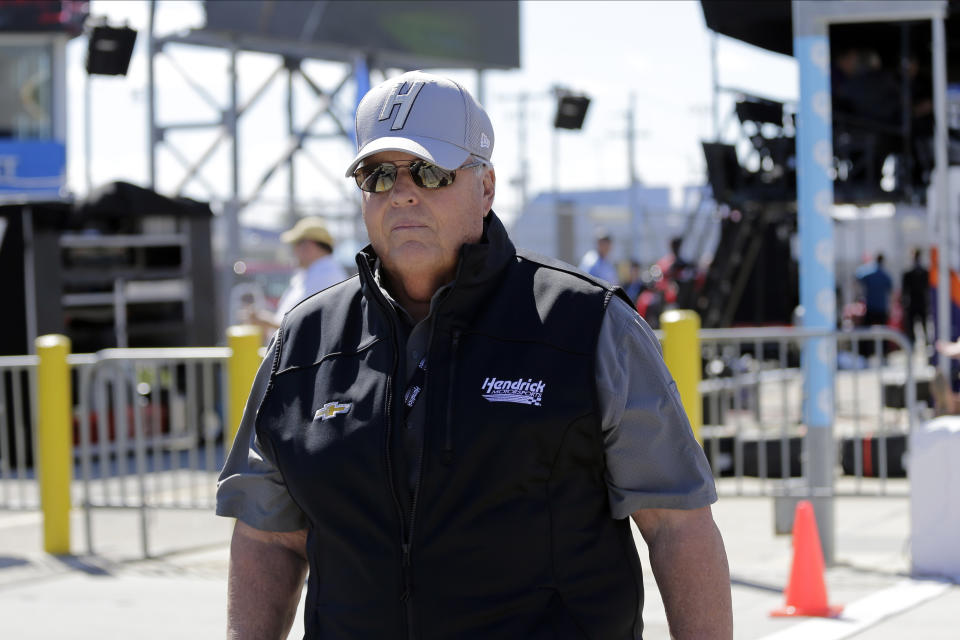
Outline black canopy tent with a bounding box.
[701,0,794,56]
[701,0,960,79]
[700,0,960,206]
[78,180,212,219]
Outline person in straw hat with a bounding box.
[242,216,347,332]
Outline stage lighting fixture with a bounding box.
[702,142,743,206]
[735,96,784,127]
[85,23,137,76]
[554,94,591,130]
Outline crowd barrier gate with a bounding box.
[0,325,923,557]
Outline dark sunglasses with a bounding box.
[353,159,484,193]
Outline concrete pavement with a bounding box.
[0,486,957,639]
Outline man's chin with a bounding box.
[385,245,448,273]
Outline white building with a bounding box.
[507,184,719,273]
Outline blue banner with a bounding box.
[0,139,66,198]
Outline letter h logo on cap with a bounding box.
[379,80,425,130]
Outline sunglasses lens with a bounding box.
[413,162,455,189]
[355,161,460,192]
[356,164,397,193]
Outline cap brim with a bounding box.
[344,136,471,177]
[279,229,300,243]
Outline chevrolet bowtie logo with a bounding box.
[315,402,352,421]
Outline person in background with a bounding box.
[218,70,731,639]
[241,216,347,333]
[622,259,645,303]
[579,227,618,284]
[657,236,690,283]
[655,235,698,309]
[901,247,930,346]
[855,252,893,327]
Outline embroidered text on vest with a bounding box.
[481,377,545,406]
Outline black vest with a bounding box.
[256,213,644,639]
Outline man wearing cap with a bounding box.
[242,217,347,332]
[218,71,732,639]
[579,227,619,284]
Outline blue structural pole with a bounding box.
[793,2,836,563]
[795,19,836,425]
[789,0,949,568]
[352,56,370,147]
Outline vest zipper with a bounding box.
[358,257,415,634]
[382,322,416,636]
[399,325,462,638]
[401,329,434,640]
[401,316,459,638]
[401,437,423,639]
[371,282,408,535]
[442,329,461,464]
[402,542,415,639]
[384,373,405,535]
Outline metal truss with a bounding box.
[144,1,369,299]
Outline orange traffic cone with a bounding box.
[771,499,844,618]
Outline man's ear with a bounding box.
[480,167,496,212]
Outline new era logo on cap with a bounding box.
[345,71,495,177]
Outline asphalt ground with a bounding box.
[1,482,957,639]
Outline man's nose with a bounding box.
[390,168,420,206]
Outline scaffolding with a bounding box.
[142,0,520,316]
[145,2,367,296]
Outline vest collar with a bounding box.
[355,210,516,323]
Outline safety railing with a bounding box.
[0,353,104,512]
[0,355,40,509]
[0,326,262,557]
[0,324,926,557]
[75,347,231,556]
[695,325,921,498]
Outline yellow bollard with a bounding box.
[660,310,703,444]
[36,334,72,555]
[227,325,263,446]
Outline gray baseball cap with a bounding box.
[344,70,494,177]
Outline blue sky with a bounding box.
[67,1,799,226]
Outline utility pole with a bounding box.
[625,95,652,263]
[711,30,720,141]
[626,93,638,262]
[499,90,538,219]
[84,68,92,193]
[517,92,529,214]
[147,0,157,190]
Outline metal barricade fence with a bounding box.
[0,353,99,511]
[0,355,40,509]
[75,347,231,556]
[0,347,230,552]
[0,327,926,555]
[695,326,921,498]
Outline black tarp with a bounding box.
[77,181,212,220]
[701,0,793,56]
[701,0,960,81]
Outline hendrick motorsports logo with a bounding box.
[481,377,545,406]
